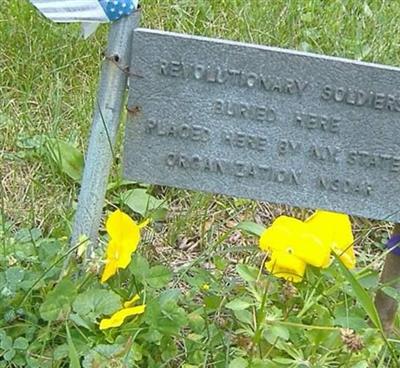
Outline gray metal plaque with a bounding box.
[124,28,400,221]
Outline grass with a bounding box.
[1,0,400,366]
[0,0,394,272]
[2,0,400,230]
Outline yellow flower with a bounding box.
[305,210,355,269]
[260,216,331,269]
[101,209,147,283]
[123,294,141,307]
[259,210,355,282]
[265,250,306,283]
[201,283,210,291]
[99,294,145,330]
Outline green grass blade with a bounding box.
[334,254,383,330]
[66,323,81,368]
[236,221,265,237]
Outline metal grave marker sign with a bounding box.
[123,28,400,222]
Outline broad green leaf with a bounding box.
[129,254,150,282]
[159,301,188,335]
[5,267,25,291]
[4,349,15,361]
[159,289,182,305]
[203,295,223,311]
[146,265,172,289]
[82,344,124,368]
[73,289,121,323]
[92,344,123,356]
[0,335,13,350]
[236,221,265,236]
[334,255,383,331]
[11,354,25,366]
[381,286,400,302]
[122,189,167,217]
[362,328,384,360]
[44,138,83,182]
[25,356,40,368]
[66,323,80,368]
[226,298,252,311]
[38,239,62,261]
[184,268,211,289]
[187,350,206,365]
[229,357,249,368]
[69,313,91,330]
[334,305,368,331]
[15,227,41,242]
[264,325,290,344]
[19,270,46,291]
[236,264,259,283]
[142,329,163,344]
[306,305,334,345]
[186,333,203,342]
[161,336,178,361]
[146,298,188,336]
[234,310,253,325]
[357,270,379,290]
[130,342,143,362]
[53,344,69,361]
[13,337,28,350]
[39,278,77,321]
[188,311,205,333]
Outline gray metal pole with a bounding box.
[71,10,141,248]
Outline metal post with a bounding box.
[375,224,400,334]
[71,10,141,248]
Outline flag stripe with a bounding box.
[35,6,99,13]
[34,0,100,9]
[52,16,105,22]
[30,0,138,23]
[31,0,108,22]
[40,10,107,19]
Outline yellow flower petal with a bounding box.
[101,259,118,283]
[99,305,146,330]
[296,232,331,268]
[259,210,355,283]
[104,239,118,261]
[114,239,136,268]
[333,246,356,269]
[259,216,305,252]
[101,210,145,283]
[305,210,353,246]
[265,251,306,283]
[106,209,140,245]
[306,210,355,269]
[123,294,141,308]
[101,239,132,283]
[260,215,331,268]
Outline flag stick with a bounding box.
[71,10,141,248]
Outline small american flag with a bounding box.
[31,0,137,23]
